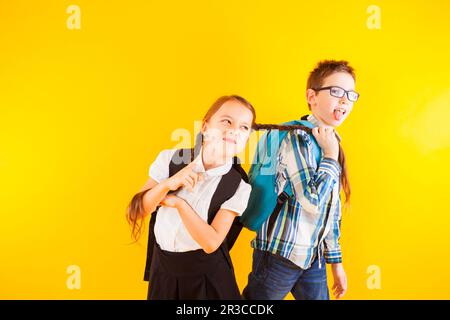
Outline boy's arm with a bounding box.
[280,130,341,215]
[323,196,343,264]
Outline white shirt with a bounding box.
[148,148,252,252]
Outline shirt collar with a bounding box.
[192,146,233,177]
[306,114,342,142]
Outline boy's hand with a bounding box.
[312,126,339,161]
[331,263,347,299]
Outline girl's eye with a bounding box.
[241,126,249,131]
[223,119,231,125]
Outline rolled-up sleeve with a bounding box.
[324,196,343,264]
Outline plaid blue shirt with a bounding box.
[251,114,343,269]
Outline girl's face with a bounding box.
[307,72,356,127]
[202,99,254,159]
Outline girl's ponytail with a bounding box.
[253,122,351,207]
[126,189,148,243]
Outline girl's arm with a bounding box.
[139,177,171,219]
[161,195,237,254]
[140,160,205,219]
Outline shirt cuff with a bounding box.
[324,249,342,264]
[319,157,341,182]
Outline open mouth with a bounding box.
[223,137,237,144]
[333,107,347,121]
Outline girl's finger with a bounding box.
[182,181,193,192]
[184,176,194,188]
[188,172,198,186]
[187,159,198,169]
[191,154,203,166]
[186,175,194,184]
[189,173,202,190]
[184,163,193,171]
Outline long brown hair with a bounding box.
[253,122,351,207]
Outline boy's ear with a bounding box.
[306,89,317,107]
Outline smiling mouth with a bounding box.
[223,138,237,144]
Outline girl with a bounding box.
[126,95,255,300]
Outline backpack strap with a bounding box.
[206,157,248,269]
[143,148,194,281]
[143,207,157,281]
[266,191,290,239]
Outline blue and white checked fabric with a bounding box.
[251,114,343,269]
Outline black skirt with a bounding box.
[147,243,242,300]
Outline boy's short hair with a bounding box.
[307,60,356,109]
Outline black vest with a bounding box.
[143,148,248,281]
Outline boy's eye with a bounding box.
[241,126,249,131]
[330,87,344,96]
[222,119,231,124]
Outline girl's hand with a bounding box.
[160,194,183,208]
[331,263,347,299]
[311,126,339,161]
[164,156,204,192]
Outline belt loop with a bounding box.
[318,243,323,269]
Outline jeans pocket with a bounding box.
[250,249,269,282]
[269,252,298,270]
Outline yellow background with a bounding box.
[1,0,449,299]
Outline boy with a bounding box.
[243,60,358,300]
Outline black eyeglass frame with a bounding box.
[312,86,360,102]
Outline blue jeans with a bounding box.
[242,249,330,300]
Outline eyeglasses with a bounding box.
[312,86,360,102]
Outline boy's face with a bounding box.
[307,72,356,128]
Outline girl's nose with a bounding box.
[226,128,238,137]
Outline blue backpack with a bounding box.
[240,116,322,233]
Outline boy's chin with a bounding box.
[328,117,345,127]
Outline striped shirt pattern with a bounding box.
[251,114,343,269]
